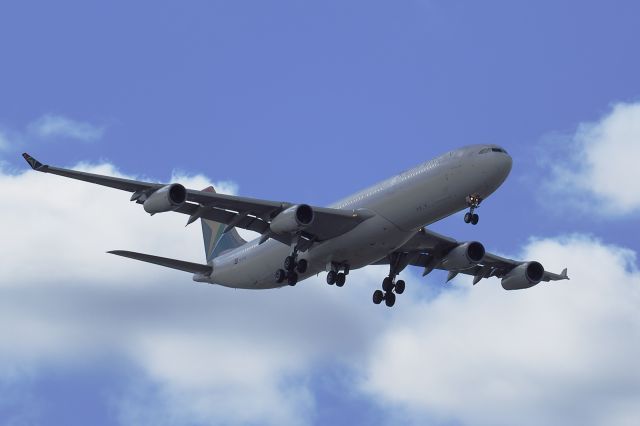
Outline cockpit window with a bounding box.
[480,147,508,154]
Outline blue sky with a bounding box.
[1,1,640,425]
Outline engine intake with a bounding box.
[501,261,545,290]
[143,184,187,214]
[440,241,485,271]
[270,204,315,234]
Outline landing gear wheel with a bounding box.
[326,270,337,285]
[394,280,405,294]
[464,194,483,225]
[336,273,346,287]
[373,290,384,304]
[296,259,308,274]
[287,272,298,286]
[275,269,286,284]
[382,277,394,292]
[384,291,396,307]
[284,256,296,271]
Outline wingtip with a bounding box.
[22,152,45,170]
[562,268,569,280]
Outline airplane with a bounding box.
[22,145,568,307]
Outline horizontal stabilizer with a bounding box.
[108,250,212,275]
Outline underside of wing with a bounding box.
[22,153,373,250]
[22,152,161,192]
[379,228,569,290]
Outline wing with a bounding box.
[22,153,373,249]
[378,227,569,288]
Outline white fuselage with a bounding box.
[198,145,513,289]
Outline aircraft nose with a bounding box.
[481,147,512,192]
[501,151,513,178]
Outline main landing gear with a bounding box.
[275,247,308,286]
[464,193,482,225]
[326,263,349,287]
[373,252,409,308]
[372,276,405,308]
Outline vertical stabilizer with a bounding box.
[200,186,247,262]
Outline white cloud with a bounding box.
[27,114,105,142]
[0,115,104,155]
[361,235,640,426]
[544,101,640,215]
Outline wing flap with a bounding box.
[188,190,374,243]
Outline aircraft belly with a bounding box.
[209,215,413,289]
[302,215,413,270]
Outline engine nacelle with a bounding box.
[501,261,545,290]
[143,184,187,214]
[440,241,485,270]
[270,204,314,235]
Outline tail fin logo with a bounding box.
[199,186,247,262]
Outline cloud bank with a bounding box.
[363,235,640,426]
[1,162,639,425]
[0,162,384,425]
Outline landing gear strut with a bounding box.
[373,253,409,308]
[326,263,349,287]
[275,246,308,286]
[464,194,482,225]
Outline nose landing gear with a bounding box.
[464,194,482,225]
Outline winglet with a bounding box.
[22,153,46,171]
[561,268,569,280]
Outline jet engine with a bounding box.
[440,241,485,270]
[501,261,545,290]
[143,184,187,214]
[270,204,314,234]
